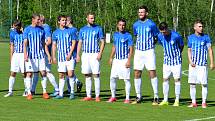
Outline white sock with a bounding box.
[190,85,196,103]
[85,77,92,97]
[175,81,181,101]
[24,78,27,92]
[66,76,71,93]
[31,73,39,92]
[124,79,131,100]
[47,72,59,92]
[110,77,116,98]
[69,77,75,94]
[94,77,100,97]
[202,85,208,103]
[134,78,142,98]
[8,76,15,93]
[25,77,32,95]
[41,77,47,93]
[59,79,65,97]
[151,77,159,98]
[163,81,169,102]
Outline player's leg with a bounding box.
[74,74,83,93]
[199,66,208,108]
[188,65,197,107]
[172,64,182,106]
[22,73,28,96]
[124,79,131,104]
[31,72,39,94]
[4,72,16,97]
[55,62,66,99]
[67,59,76,99]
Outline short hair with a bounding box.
[13,19,22,27]
[139,5,148,12]
[159,22,168,30]
[67,16,73,24]
[57,15,67,22]
[86,12,95,17]
[40,14,45,22]
[117,18,126,25]
[194,19,203,25]
[32,13,40,19]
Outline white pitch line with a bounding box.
[184,116,215,121]
[182,70,215,80]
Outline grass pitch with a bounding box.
[0,42,215,121]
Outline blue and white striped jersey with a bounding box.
[113,32,133,60]
[79,24,104,53]
[10,30,24,53]
[52,27,76,62]
[68,26,78,58]
[133,19,159,51]
[23,25,45,59]
[42,24,52,54]
[158,31,184,66]
[188,34,211,66]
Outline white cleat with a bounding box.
[4,92,13,97]
[22,91,28,97]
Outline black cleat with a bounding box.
[131,97,142,104]
[77,81,83,93]
[152,97,159,106]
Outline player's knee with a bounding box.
[163,78,169,82]
[149,70,156,78]
[134,70,141,78]
[93,74,100,78]
[85,74,92,78]
[59,73,65,79]
[202,84,207,87]
[174,78,180,82]
[190,84,196,88]
[10,72,16,77]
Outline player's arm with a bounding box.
[126,45,133,68]
[45,44,52,64]
[10,43,14,62]
[108,45,115,66]
[66,40,76,61]
[208,46,214,70]
[188,48,195,67]
[52,42,57,64]
[76,40,82,63]
[24,39,28,62]
[97,39,105,61]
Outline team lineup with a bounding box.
[4,5,215,108]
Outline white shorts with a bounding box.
[110,59,130,79]
[133,49,156,71]
[81,53,100,74]
[45,55,51,72]
[25,58,46,72]
[10,53,25,73]
[58,59,76,72]
[163,64,181,80]
[188,65,208,84]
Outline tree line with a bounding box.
[0,0,215,43]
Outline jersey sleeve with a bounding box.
[133,24,137,36]
[9,31,15,43]
[152,23,159,37]
[177,34,184,46]
[78,29,83,41]
[127,34,133,46]
[45,26,52,38]
[98,27,104,40]
[157,34,163,45]
[206,35,211,48]
[52,31,57,43]
[72,28,78,41]
[23,27,29,41]
[112,33,116,46]
[187,36,192,48]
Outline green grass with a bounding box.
[0,42,215,121]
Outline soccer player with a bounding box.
[107,18,133,104]
[23,13,50,100]
[77,13,105,102]
[52,15,77,99]
[157,22,184,106]
[132,5,160,105]
[4,20,26,97]
[187,19,214,108]
[31,14,59,97]
[66,16,83,93]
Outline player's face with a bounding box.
[160,29,169,36]
[117,21,126,32]
[194,23,203,34]
[66,18,71,26]
[138,9,148,20]
[59,17,67,27]
[87,15,95,25]
[32,16,40,26]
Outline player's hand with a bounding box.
[190,63,196,67]
[52,57,57,64]
[48,56,52,64]
[24,54,28,62]
[108,58,113,66]
[66,54,71,61]
[125,61,131,68]
[97,53,102,61]
[76,55,81,62]
[210,63,215,70]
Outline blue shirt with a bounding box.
[133,19,159,51]
[113,32,133,59]
[42,24,52,54]
[52,27,76,62]
[158,31,184,66]
[188,34,211,66]
[79,24,104,53]
[10,30,24,53]
[23,25,45,59]
[68,27,78,58]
